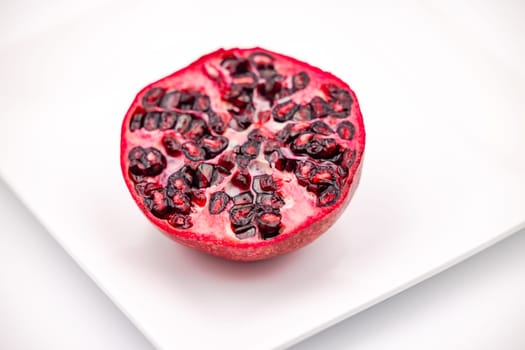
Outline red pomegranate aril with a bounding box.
[135,182,163,197]
[295,160,315,185]
[177,91,196,110]
[240,140,260,158]
[160,90,181,109]
[193,163,216,188]
[337,121,355,140]
[233,191,254,205]
[252,174,277,193]
[291,133,314,154]
[142,87,165,108]
[293,104,313,121]
[324,85,353,117]
[234,154,252,169]
[234,225,257,240]
[221,56,250,76]
[167,172,190,192]
[230,204,255,227]
[310,121,333,135]
[182,142,206,161]
[169,214,193,229]
[247,129,266,142]
[217,151,235,171]
[145,189,175,219]
[249,51,274,71]
[273,100,298,122]
[231,109,254,130]
[231,169,251,189]
[143,112,160,131]
[209,191,230,215]
[174,114,192,133]
[256,211,282,231]
[231,72,258,88]
[256,110,271,123]
[190,189,207,207]
[129,112,144,131]
[194,95,211,111]
[208,111,226,134]
[171,190,192,214]
[159,111,177,130]
[121,47,365,261]
[306,137,339,159]
[310,165,336,184]
[201,135,229,158]
[317,185,340,207]
[185,118,209,139]
[162,136,182,156]
[292,71,310,91]
[128,147,166,177]
[256,193,284,209]
[310,97,331,118]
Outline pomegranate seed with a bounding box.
[218,151,236,171]
[292,72,310,91]
[310,121,333,135]
[293,104,313,121]
[231,169,251,189]
[174,114,192,133]
[193,163,216,188]
[162,136,182,156]
[230,204,255,227]
[317,185,340,207]
[167,172,190,192]
[234,225,256,240]
[182,142,206,161]
[256,193,284,209]
[201,135,229,158]
[160,90,181,109]
[129,112,144,131]
[171,190,191,214]
[309,165,336,184]
[209,191,230,215]
[160,111,177,130]
[207,111,226,134]
[272,100,298,122]
[231,72,258,88]
[252,175,277,193]
[128,147,166,177]
[185,118,210,139]
[143,112,160,131]
[310,97,331,118]
[190,189,207,207]
[169,214,193,229]
[240,140,260,158]
[337,121,355,140]
[193,95,210,111]
[142,87,165,108]
[233,191,254,205]
[144,188,175,218]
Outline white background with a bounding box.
[1,0,524,349]
[1,177,524,349]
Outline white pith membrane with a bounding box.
[123,49,363,242]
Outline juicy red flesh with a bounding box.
[121,47,365,256]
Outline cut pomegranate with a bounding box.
[121,47,365,261]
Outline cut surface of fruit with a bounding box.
[120,47,365,261]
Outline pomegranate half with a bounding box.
[120,48,365,261]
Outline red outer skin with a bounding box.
[120,47,366,262]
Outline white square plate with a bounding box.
[1,1,524,349]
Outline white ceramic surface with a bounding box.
[1,1,524,349]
